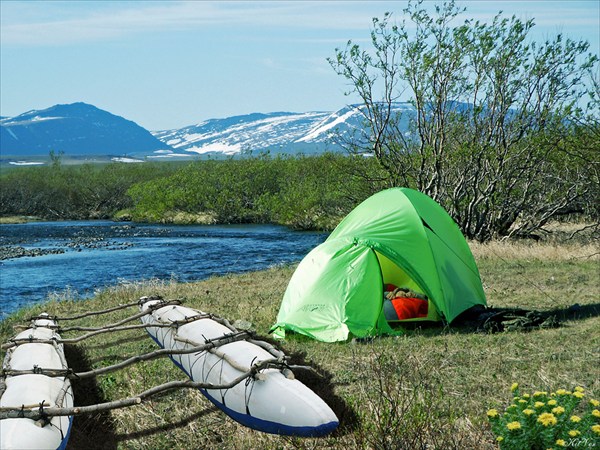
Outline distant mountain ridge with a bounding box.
[152,103,418,157]
[0,103,171,157]
[0,102,420,161]
[152,111,335,155]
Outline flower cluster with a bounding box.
[487,384,600,449]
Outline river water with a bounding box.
[0,221,327,319]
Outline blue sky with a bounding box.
[1,1,598,130]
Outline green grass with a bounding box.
[1,241,598,449]
[0,215,42,224]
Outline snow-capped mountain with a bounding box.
[152,111,336,156]
[0,103,171,157]
[1,102,420,161]
[151,103,417,157]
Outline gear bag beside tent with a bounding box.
[271,188,487,342]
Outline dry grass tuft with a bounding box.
[470,240,599,261]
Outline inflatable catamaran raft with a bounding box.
[0,314,74,450]
[139,297,339,436]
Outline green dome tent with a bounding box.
[271,188,487,342]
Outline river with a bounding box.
[0,221,327,319]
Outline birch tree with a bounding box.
[329,0,598,241]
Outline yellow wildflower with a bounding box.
[574,386,584,393]
[592,424,600,435]
[487,409,499,418]
[591,399,600,407]
[592,409,600,418]
[538,413,558,427]
[534,391,547,397]
[507,421,521,431]
[556,389,568,395]
[571,415,582,423]
[511,383,519,392]
[535,401,546,408]
[496,436,504,442]
[523,409,535,416]
[552,406,565,415]
[573,391,585,399]
[519,399,527,404]
[547,399,557,406]
[522,393,530,399]
[568,430,580,437]
[556,439,566,447]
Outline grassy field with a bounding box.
[1,238,598,449]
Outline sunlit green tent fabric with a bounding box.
[271,188,487,342]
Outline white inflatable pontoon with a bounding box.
[140,299,338,436]
[1,314,74,450]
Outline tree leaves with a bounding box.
[328,0,599,241]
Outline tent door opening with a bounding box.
[375,251,440,323]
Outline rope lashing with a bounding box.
[1,367,72,378]
[35,401,51,428]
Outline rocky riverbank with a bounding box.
[66,237,135,251]
[0,246,65,261]
[0,234,136,261]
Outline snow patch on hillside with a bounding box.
[9,161,45,166]
[148,153,191,158]
[186,142,242,155]
[5,128,18,140]
[111,157,145,163]
[296,109,359,143]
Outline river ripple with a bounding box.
[0,221,327,318]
